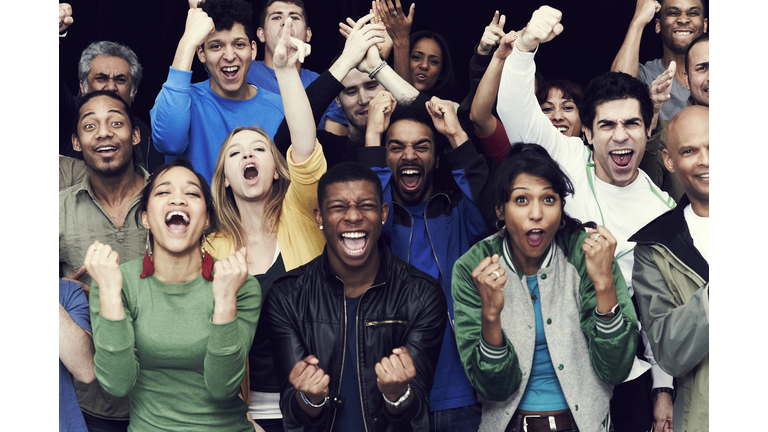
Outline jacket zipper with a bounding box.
[356,281,385,432]
[423,194,452,332]
[366,320,407,326]
[328,276,346,432]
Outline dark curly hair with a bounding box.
[200,0,254,42]
[579,72,654,133]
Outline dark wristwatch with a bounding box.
[652,387,675,400]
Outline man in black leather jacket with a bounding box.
[264,162,447,432]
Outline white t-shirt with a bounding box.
[684,204,709,262]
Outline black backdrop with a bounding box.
[59,0,706,127]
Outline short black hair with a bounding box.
[75,90,135,139]
[317,162,383,209]
[685,33,709,78]
[579,72,654,132]
[259,0,308,29]
[135,158,218,238]
[201,0,255,42]
[537,79,584,107]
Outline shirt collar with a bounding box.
[501,233,555,279]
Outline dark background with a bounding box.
[59,0,707,127]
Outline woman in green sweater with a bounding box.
[85,158,261,431]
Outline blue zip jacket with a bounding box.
[357,140,491,411]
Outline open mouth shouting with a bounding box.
[609,149,634,168]
[398,166,423,192]
[243,162,259,185]
[166,210,190,234]
[526,229,545,247]
[340,231,368,256]
[222,65,240,80]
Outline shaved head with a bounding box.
[664,105,709,216]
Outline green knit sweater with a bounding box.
[90,257,261,431]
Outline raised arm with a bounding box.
[151,8,213,156]
[274,18,316,164]
[377,0,415,83]
[358,44,419,103]
[206,249,261,400]
[86,241,139,397]
[496,7,582,163]
[610,0,662,76]
[469,26,519,138]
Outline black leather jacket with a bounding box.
[264,241,447,432]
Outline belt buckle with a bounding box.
[522,415,540,432]
[521,415,559,432]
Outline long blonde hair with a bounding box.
[211,126,291,250]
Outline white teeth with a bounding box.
[342,232,366,238]
[96,146,117,152]
[611,150,632,155]
[557,127,567,133]
[401,169,420,175]
[166,211,189,223]
[222,66,238,72]
[697,174,709,178]
[530,229,543,233]
[245,163,255,169]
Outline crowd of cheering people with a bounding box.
[58,0,709,431]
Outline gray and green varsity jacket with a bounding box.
[451,230,638,432]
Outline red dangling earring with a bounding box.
[140,232,154,278]
[202,249,215,281]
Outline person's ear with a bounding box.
[142,211,150,230]
[130,86,139,103]
[662,149,676,174]
[72,134,82,152]
[584,127,594,145]
[250,40,258,61]
[703,18,708,34]
[196,45,206,63]
[132,126,141,146]
[314,207,323,229]
[79,81,86,96]
[335,96,342,109]
[655,18,661,34]
[381,202,389,225]
[257,27,266,43]
[305,26,312,43]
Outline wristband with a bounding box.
[652,387,675,400]
[382,384,411,409]
[368,60,387,80]
[300,391,327,408]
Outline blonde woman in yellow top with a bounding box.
[206,21,326,431]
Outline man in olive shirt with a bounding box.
[59,91,149,431]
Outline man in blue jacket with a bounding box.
[359,90,491,431]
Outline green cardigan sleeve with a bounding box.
[451,242,523,402]
[569,232,639,386]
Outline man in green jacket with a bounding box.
[630,105,709,432]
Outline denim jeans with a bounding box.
[429,403,483,432]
